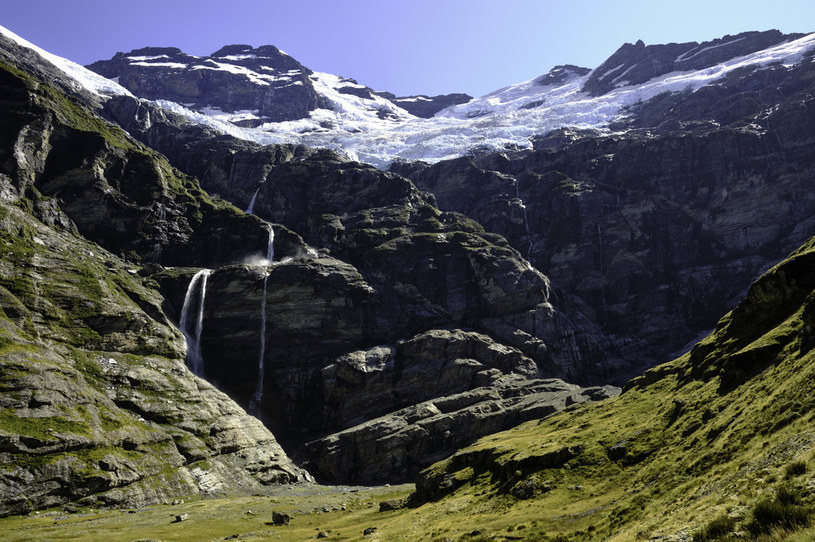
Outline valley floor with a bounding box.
[0,483,414,542]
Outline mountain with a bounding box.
[87,30,815,166]
[0,24,622,512]
[0,31,311,516]
[2,22,815,540]
[86,43,471,127]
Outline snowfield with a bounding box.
[3,24,814,168]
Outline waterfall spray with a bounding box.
[179,269,212,376]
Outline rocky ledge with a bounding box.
[307,371,618,483]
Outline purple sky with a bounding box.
[3,0,815,97]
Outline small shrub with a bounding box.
[692,514,736,541]
[776,483,804,506]
[746,498,810,535]
[785,460,808,479]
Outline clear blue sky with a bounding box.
[3,0,814,97]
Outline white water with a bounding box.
[179,269,212,376]
[266,225,275,262]
[246,186,261,214]
[248,273,270,417]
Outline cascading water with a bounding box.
[179,269,212,376]
[246,186,261,214]
[514,178,533,260]
[266,225,275,262]
[248,273,270,417]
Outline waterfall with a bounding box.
[179,269,212,376]
[597,223,607,307]
[266,225,275,262]
[246,187,261,214]
[514,178,533,260]
[596,223,605,274]
[248,273,270,417]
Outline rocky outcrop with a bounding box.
[307,374,618,483]
[373,92,473,118]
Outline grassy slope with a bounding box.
[389,236,815,541]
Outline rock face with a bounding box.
[0,48,311,516]
[392,52,815,373]
[105,94,627,382]
[373,92,473,118]
[152,209,623,482]
[0,202,309,517]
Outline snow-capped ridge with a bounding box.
[113,30,815,167]
[4,23,815,169]
[0,24,133,99]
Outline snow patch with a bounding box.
[130,61,188,69]
[127,55,170,61]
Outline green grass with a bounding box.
[0,485,414,542]
[0,409,89,441]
